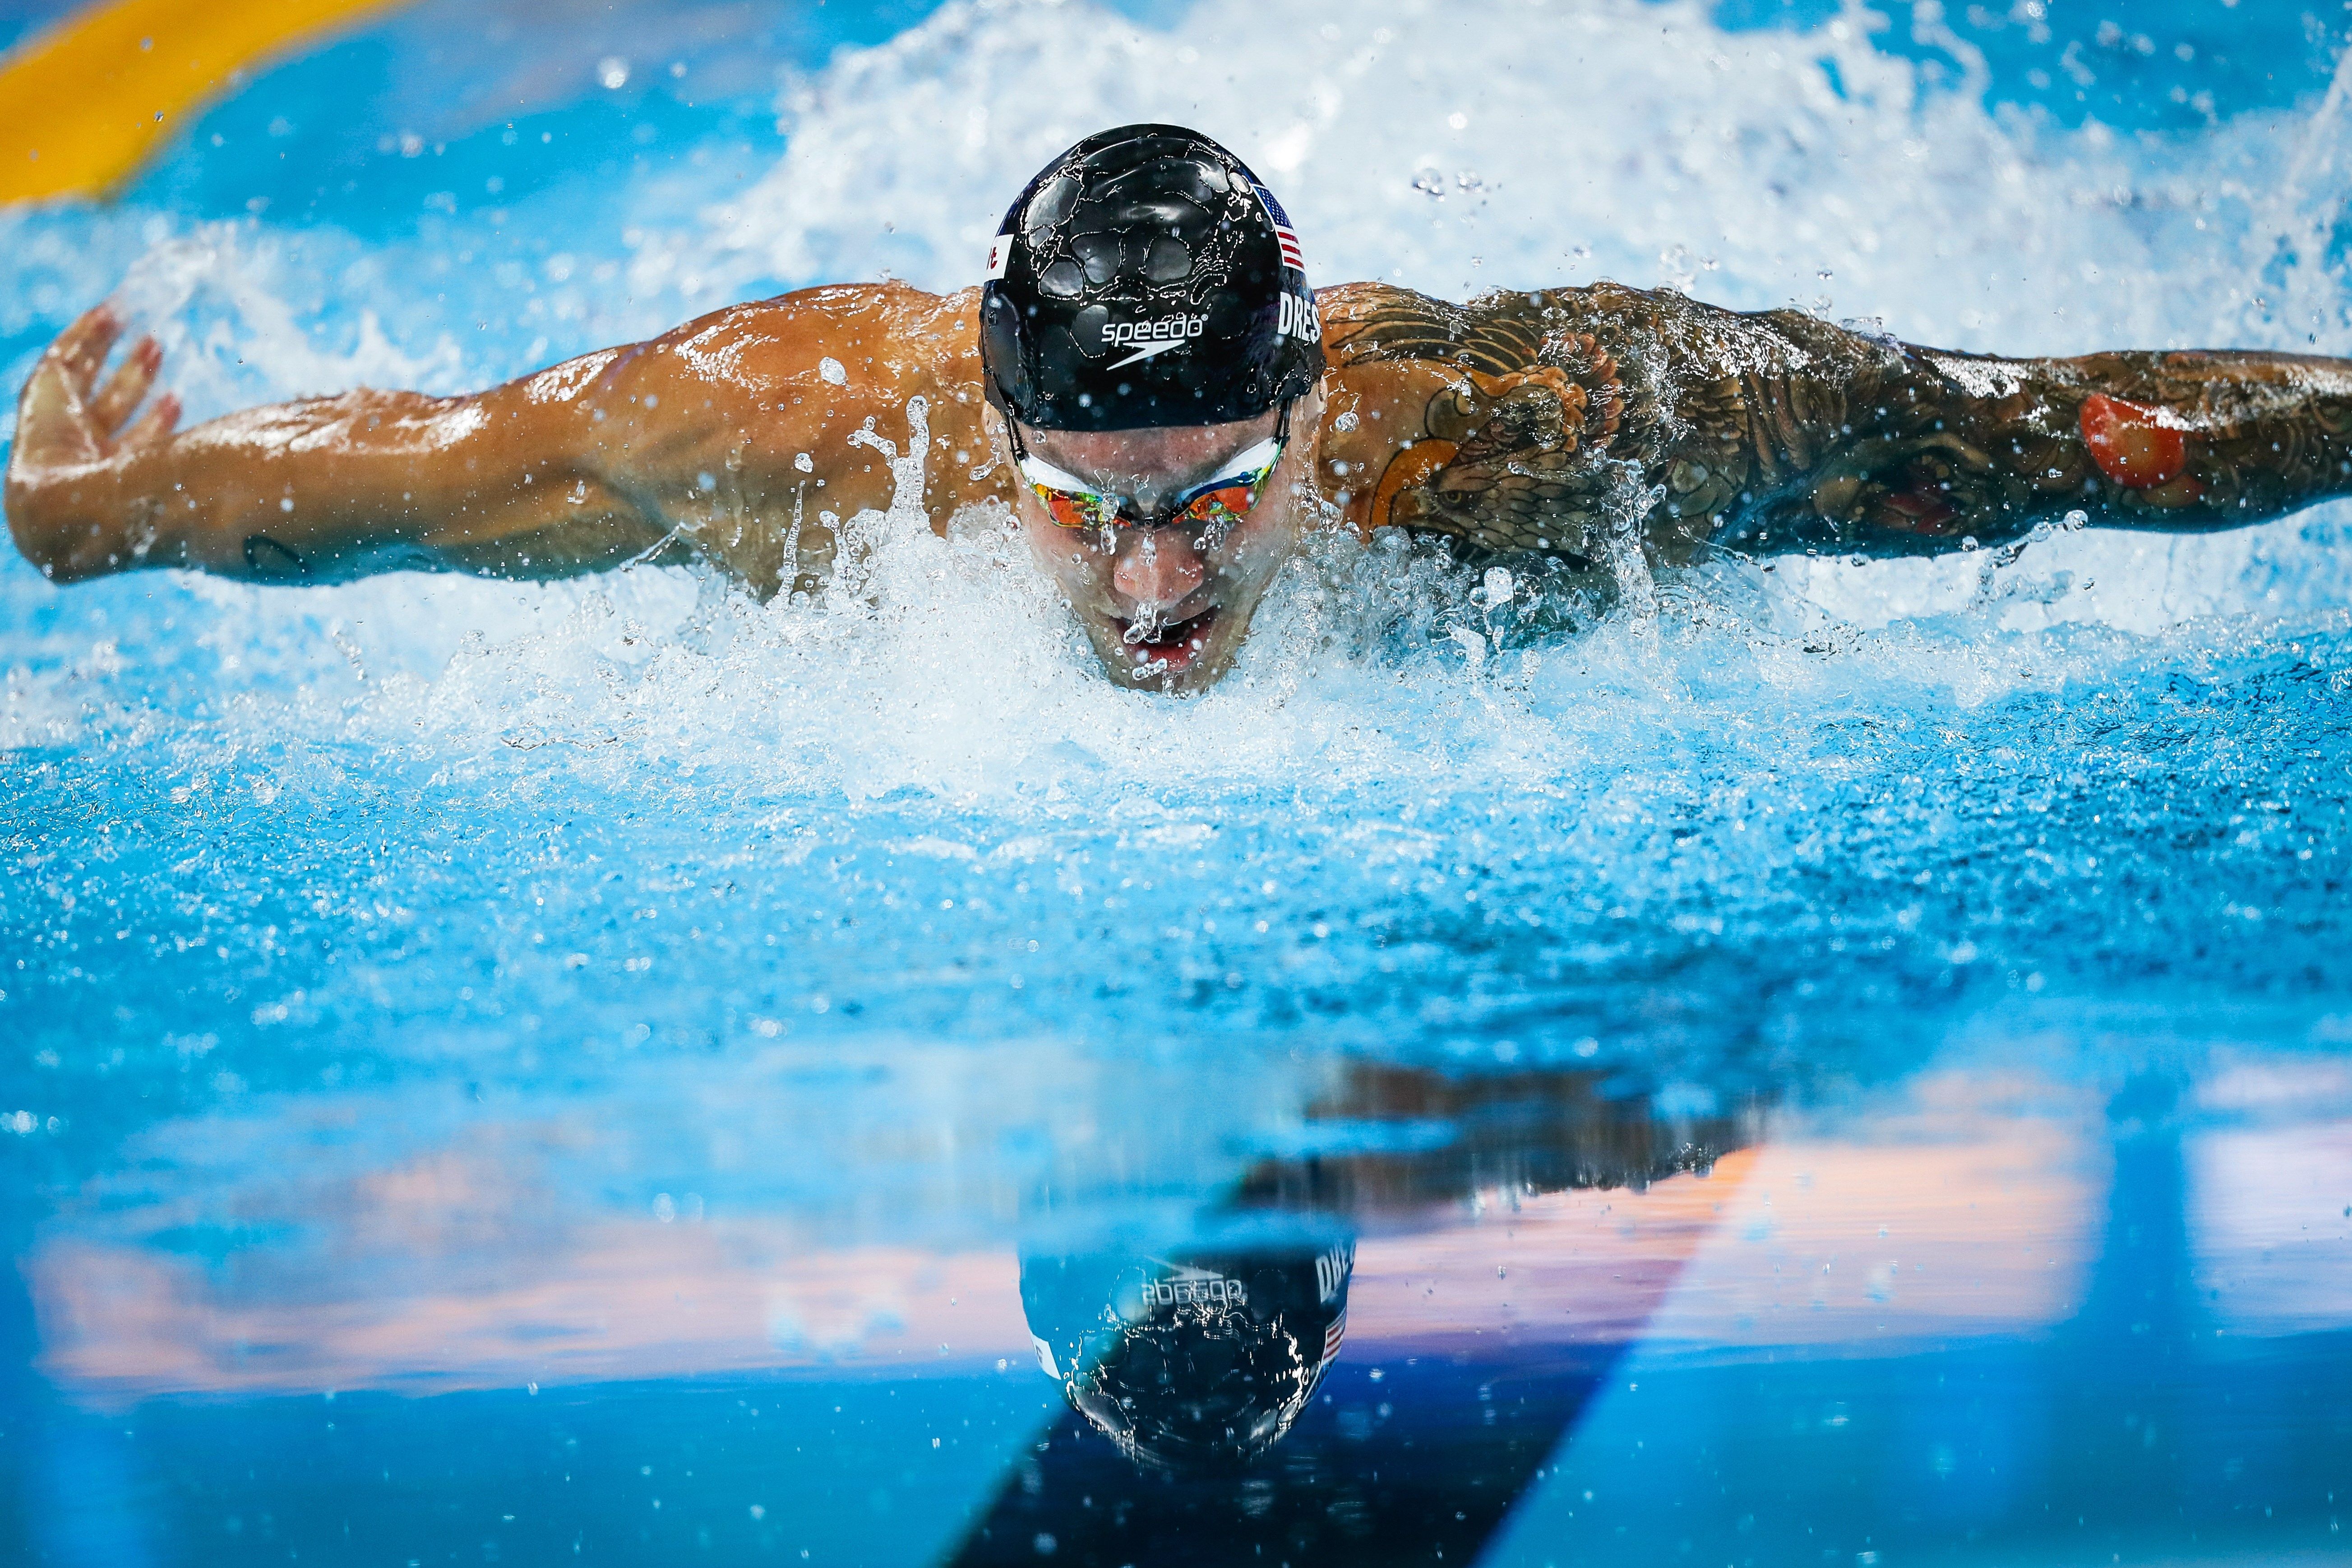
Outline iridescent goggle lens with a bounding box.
[1012,416,1287,533]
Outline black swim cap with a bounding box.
[980,124,1324,433]
[1020,1238,1353,1471]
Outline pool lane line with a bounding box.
[0,0,418,203]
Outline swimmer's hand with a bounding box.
[6,304,183,581]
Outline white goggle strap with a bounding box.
[1199,433,1285,488]
[1015,450,1117,500]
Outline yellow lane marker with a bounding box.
[0,0,415,203]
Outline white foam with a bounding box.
[677,0,2320,348]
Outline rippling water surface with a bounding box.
[5,0,2352,1562]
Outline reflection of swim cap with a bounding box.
[1021,1240,1354,1471]
[980,123,1325,433]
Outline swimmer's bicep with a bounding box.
[360,354,726,576]
[443,287,952,585]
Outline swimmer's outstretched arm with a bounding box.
[6,285,995,595]
[1652,301,2352,558]
[1314,282,2352,564]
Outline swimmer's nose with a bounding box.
[1112,528,1206,613]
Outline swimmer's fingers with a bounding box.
[14,352,94,472]
[117,391,182,453]
[12,306,129,467]
[85,335,164,436]
[44,303,124,399]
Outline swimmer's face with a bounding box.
[1006,393,1317,695]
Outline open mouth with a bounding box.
[1116,606,1219,678]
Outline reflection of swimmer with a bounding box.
[23,123,2347,696]
[1008,1062,1756,1477]
[957,1068,1759,1560]
[1019,1239,1353,1472]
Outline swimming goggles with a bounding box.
[1007,402,1291,532]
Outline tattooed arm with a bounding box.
[1312,280,2352,566]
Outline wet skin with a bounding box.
[14,279,2352,695]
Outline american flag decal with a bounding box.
[1252,180,1308,275]
[1320,1308,1347,1365]
[1274,225,1306,274]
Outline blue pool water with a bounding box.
[6,0,2352,1562]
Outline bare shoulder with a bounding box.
[1310,281,1640,555]
[1315,278,1687,355]
[610,282,980,404]
[481,282,973,434]
[525,282,998,597]
[1315,281,1465,361]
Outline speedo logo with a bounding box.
[1141,1266,1248,1309]
[1279,291,1322,344]
[1102,313,1207,369]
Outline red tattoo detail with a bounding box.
[1877,488,1959,532]
[2079,393,2188,490]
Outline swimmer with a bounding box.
[14,122,2352,694]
